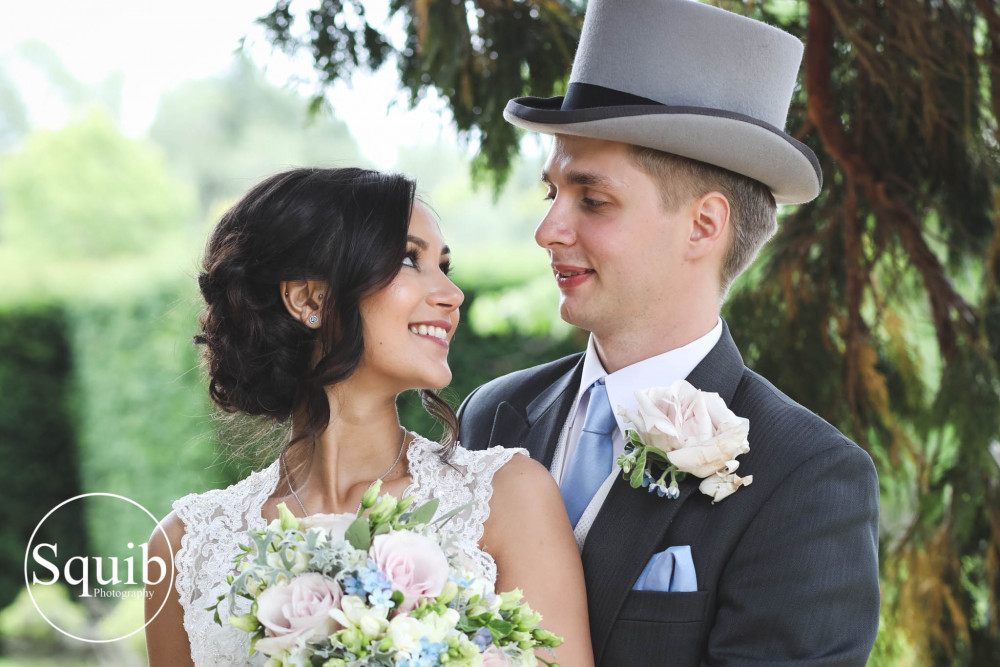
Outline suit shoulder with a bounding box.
[463,353,582,413]
[736,368,872,465]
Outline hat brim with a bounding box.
[505,96,821,205]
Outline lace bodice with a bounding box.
[172,434,524,666]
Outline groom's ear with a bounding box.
[684,192,730,262]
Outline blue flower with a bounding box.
[472,627,493,650]
[359,566,391,594]
[398,637,447,667]
[342,574,364,595]
[368,586,395,608]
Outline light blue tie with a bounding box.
[561,379,616,527]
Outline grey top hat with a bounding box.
[504,0,821,204]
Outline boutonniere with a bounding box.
[616,379,753,503]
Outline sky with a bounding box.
[0,0,462,167]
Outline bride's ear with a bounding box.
[280,280,327,329]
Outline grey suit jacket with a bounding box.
[458,321,880,666]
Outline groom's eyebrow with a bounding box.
[541,169,615,189]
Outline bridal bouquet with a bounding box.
[210,481,561,667]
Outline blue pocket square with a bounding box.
[633,545,698,592]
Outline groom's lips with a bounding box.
[552,263,595,289]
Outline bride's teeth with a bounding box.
[418,324,428,335]
[434,327,445,338]
[409,326,418,334]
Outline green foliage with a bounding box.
[0,584,88,654]
[254,0,583,188]
[0,304,85,612]
[65,276,234,553]
[148,57,362,215]
[0,112,195,259]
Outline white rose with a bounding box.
[387,614,428,653]
[298,512,356,544]
[329,594,389,637]
[621,380,750,478]
[699,470,754,503]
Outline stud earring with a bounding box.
[318,294,324,300]
[309,315,319,325]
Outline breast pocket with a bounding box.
[602,591,710,666]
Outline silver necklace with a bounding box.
[281,427,408,517]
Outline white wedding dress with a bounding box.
[172,434,524,666]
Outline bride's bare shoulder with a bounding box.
[487,453,568,527]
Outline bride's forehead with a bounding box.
[408,204,448,249]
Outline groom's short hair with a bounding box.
[627,146,778,298]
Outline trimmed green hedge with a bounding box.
[0,305,84,611]
[65,278,235,561]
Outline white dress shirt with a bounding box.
[550,320,723,547]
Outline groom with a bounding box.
[459,1,880,665]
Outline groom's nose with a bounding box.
[534,205,576,249]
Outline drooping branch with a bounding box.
[806,0,978,361]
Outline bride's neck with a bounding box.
[287,381,407,513]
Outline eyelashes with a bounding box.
[403,248,452,276]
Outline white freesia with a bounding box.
[699,470,754,503]
[419,608,461,642]
[620,380,750,478]
[387,614,429,653]
[329,594,389,637]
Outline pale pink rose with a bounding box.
[482,645,511,666]
[370,531,449,612]
[252,573,342,655]
[298,512,356,542]
[620,380,750,478]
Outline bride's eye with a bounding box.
[402,250,419,269]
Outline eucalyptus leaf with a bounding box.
[408,498,440,525]
[345,518,371,551]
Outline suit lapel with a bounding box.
[485,356,584,468]
[583,321,746,663]
[521,357,584,468]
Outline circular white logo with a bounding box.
[23,492,175,643]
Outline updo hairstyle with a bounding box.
[194,167,459,451]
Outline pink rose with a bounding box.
[252,573,342,655]
[370,531,449,612]
[620,380,750,478]
[298,512,356,542]
[481,645,510,666]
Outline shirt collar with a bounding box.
[578,319,724,434]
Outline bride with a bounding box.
[143,167,593,666]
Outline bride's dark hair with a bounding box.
[194,167,459,455]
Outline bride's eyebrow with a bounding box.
[407,234,450,257]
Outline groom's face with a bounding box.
[537,135,695,339]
